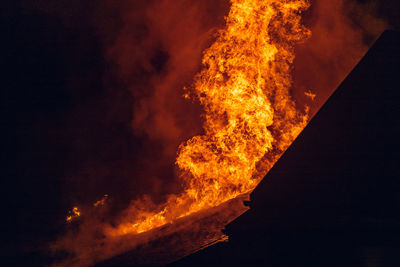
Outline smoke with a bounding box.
[293,0,387,115]
[93,0,231,204]
[103,0,228,156]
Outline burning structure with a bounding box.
[106,0,311,237]
[4,0,397,266]
[171,30,400,267]
[52,1,313,265]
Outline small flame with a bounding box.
[66,206,81,222]
[305,90,316,101]
[94,194,109,207]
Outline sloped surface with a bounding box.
[171,30,400,267]
[228,30,400,232]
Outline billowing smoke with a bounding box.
[95,0,230,203]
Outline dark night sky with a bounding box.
[2,1,136,264]
[1,0,400,266]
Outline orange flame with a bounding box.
[105,0,311,237]
[93,194,109,207]
[66,206,81,222]
[305,90,316,101]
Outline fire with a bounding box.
[66,206,81,222]
[105,0,311,237]
[305,90,316,101]
[93,194,109,207]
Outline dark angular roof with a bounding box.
[226,30,400,233]
[171,30,400,267]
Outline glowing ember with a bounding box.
[305,90,317,101]
[105,0,311,237]
[93,194,109,207]
[66,206,81,222]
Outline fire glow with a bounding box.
[103,0,311,237]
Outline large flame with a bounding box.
[106,0,311,237]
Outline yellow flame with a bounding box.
[106,0,311,236]
[66,206,81,222]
